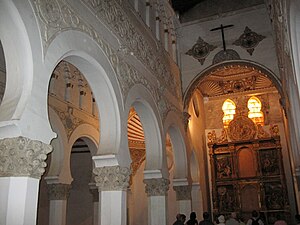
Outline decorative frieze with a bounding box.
[47,183,72,200]
[144,178,170,196]
[0,137,52,179]
[173,185,191,201]
[93,166,131,191]
[80,0,181,99]
[31,0,182,123]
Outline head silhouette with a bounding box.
[190,212,197,220]
[203,212,210,220]
[252,210,259,218]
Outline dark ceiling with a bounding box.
[171,0,203,14]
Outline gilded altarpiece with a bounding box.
[207,116,289,225]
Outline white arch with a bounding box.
[0,1,55,143]
[125,84,166,177]
[69,124,99,157]
[46,107,72,184]
[0,1,32,121]
[164,110,188,179]
[45,30,123,157]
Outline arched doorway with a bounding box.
[184,61,296,224]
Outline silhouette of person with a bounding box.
[187,212,198,225]
[199,212,214,225]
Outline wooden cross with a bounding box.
[210,24,234,51]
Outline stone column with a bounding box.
[47,183,71,225]
[144,178,170,225]
[173,185,192,216]
[89,186,99,225]
[191,182,203,220]
[93,166,131,225]
[0,136,52,225]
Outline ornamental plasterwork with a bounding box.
[233,26,266,55]
[129,148,146,185]
[52,105,84,139]
[93,166,131,191]
[0,137,52,178]
[47,183,72,200]
[186,37,217,65]
[173,185,191,201]
[80,0,181,100]
[144,178,170,196]
[31,0,181,122]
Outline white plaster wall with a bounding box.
[186,91,209,211]
[168,166,178,223]
[178,6,279,92]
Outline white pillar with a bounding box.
[173,185,192,216]
[100,190,127,225]
[93,165,131,225]
[191,183,203,220]
[0,177,40,225]
[144,178,170,225]
[0,137,52,225]
[47,183,71,225]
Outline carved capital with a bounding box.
[144,178,170,196]
[173,185,191,200]
[47,183,72,200]
[0,137,52,179]
[93,166,131,191]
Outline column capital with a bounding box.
[93,166,131,191]
[47,183,72,200]
[144,178,170,196]
[173,185,191,200]
[0,136,52,179]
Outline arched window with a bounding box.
[222,99,236,128]
[248,96,264,125]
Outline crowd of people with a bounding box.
[173,210,300,225]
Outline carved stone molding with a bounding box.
[31,0,182,123]
[89,188,99,202]
[80,0,181,99]
[233,26,266,55]
[173,185,191,200]
[186,37,217,65]
[144,178,170,196]
[0,137,52,179]
[93,166,131,191]
[47,183,72,200]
